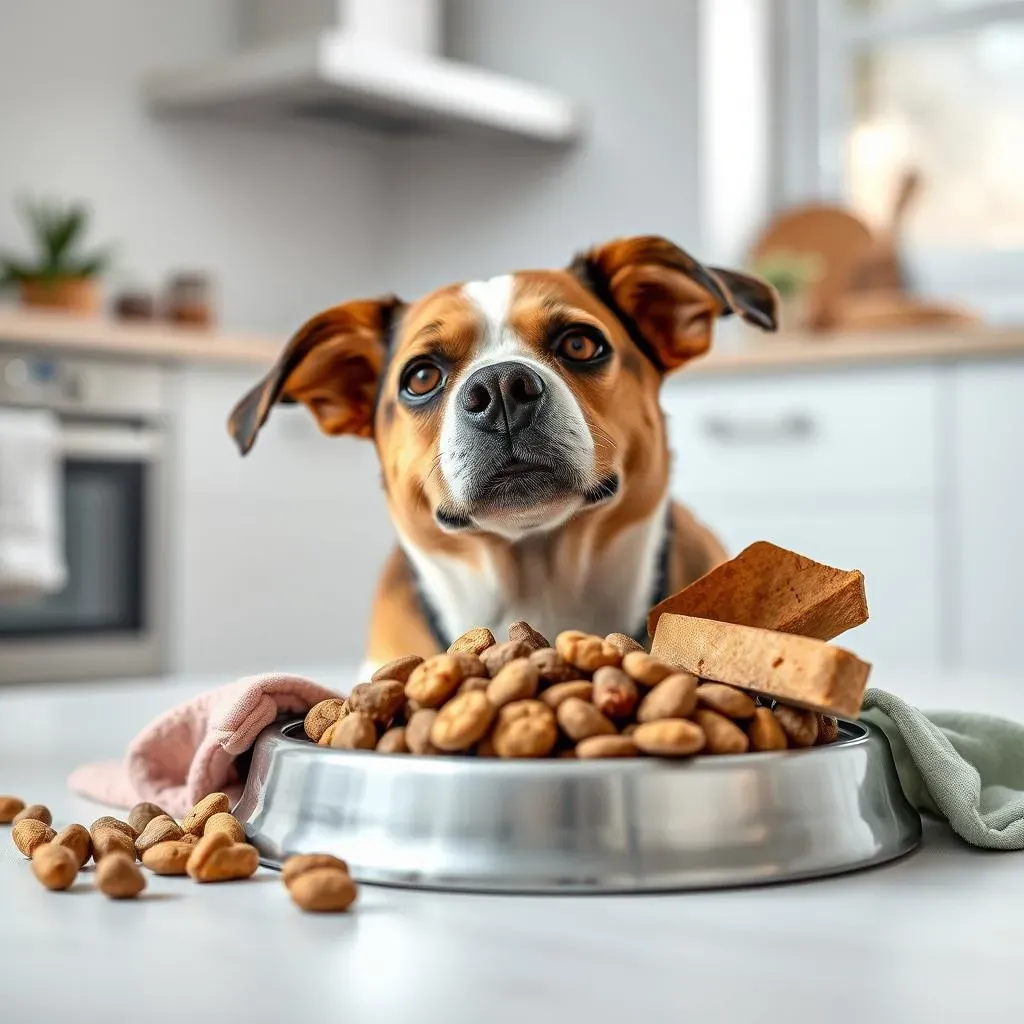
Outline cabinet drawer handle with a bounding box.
[701,413,816,444]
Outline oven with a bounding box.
[0,352,169,684]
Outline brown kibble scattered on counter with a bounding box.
[54,824,92,868]
[128,802,170,835]
[142,840,194,876]
[31,843,79,891]
[13,819,57,858]
[282,853,357,913]
[182,793,231,836]
[14,804,52,827]
[135,815,184,854]
[95,852,146,898]
[204,812,245,844]
[0,796,26,823]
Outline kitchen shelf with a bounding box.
[0,307,281,366]
[1,307,1022,374]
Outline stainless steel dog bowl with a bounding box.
[234,718,921,893]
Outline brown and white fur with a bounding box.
[228,235,778,675]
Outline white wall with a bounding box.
[0,0,389,332]
[382,0,703,296]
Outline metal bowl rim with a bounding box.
[271,717,871,774]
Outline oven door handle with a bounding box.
[60,424,164,460]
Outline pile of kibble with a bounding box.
[1,794,356,912]
[304,622,839,759]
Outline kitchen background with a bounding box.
[0,0,1021,686]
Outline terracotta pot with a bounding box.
[18,276,101,315]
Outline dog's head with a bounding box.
[229,236,777,542]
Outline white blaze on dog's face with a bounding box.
[227,237,778,551]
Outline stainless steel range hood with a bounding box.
[143,0,582,143]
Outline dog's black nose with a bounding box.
[461,361,545,433]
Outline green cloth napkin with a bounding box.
[862,687,1024,850]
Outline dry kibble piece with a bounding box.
[694,709,750,755]
[371,655,423,684]
[492,700,558,758]
[605,632,645,656]
[55,824,92,868]
[142,841,194,876]
[556,697,617,742]
[458,676,491,696]
[622,651,674,687]
[405,654,464,707]
[816,714,840,745]
[90,815,137,840]
[329,711,377,750]
[450,652,487,679]
[182,793,230,836]
[13,819,56,858]
[528,647,579,684]
[347,680,405,725]
[204,812,245,844]
[319,721,339,746]
[91,827,136,863]
[406,708,441,755]
[377,726,410,753]
[556,630,621,673]
[636,673,699,723]
[696,682,758,720]
[192,843,259,883]
[748,707,789,751]
[14,804,53,827]
[592,666,639,720]
[448,627,496,657]
[576,735,640,759]
[486,658,540,708]
[480,640,531,677]
[31,843,79,891]
[127,802,170,835]
[178,832,199,847]
[508,620,550,651]
[303,698,348,742]
[288,867,358,913]
[430,691,496,752]
[96,852,146,899]
[0,796,26,824]
[774,704,820,748]
[539,680,593,709]
[633,719,706,757]
[135,815,184,854]
[281,853,349,887]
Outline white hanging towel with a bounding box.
[0,406,68,600]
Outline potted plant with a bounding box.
[748,250,823,332]
[0,197,114,315]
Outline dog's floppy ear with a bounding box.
[571,235,778,371]
[227,297,402,455]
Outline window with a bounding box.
[775,0,1024,319]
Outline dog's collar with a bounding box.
[415,508,674,652]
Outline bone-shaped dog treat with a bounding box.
[650,613,871,719]
[647,541,868,642]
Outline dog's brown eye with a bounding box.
[402,361,444,397]
[556,332,605,362]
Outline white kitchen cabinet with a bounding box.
[951,361,1024,673]
[679,500,942,669]
[170,367,393,675]
[662,366,945,670]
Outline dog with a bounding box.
[228,235,777,674]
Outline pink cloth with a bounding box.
[69,673,340,817]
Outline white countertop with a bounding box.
[2,666,1023,1023]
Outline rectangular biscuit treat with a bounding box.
[647,541,868,642]
[650,613,871,719]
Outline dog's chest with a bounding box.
[403,503,667,647]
